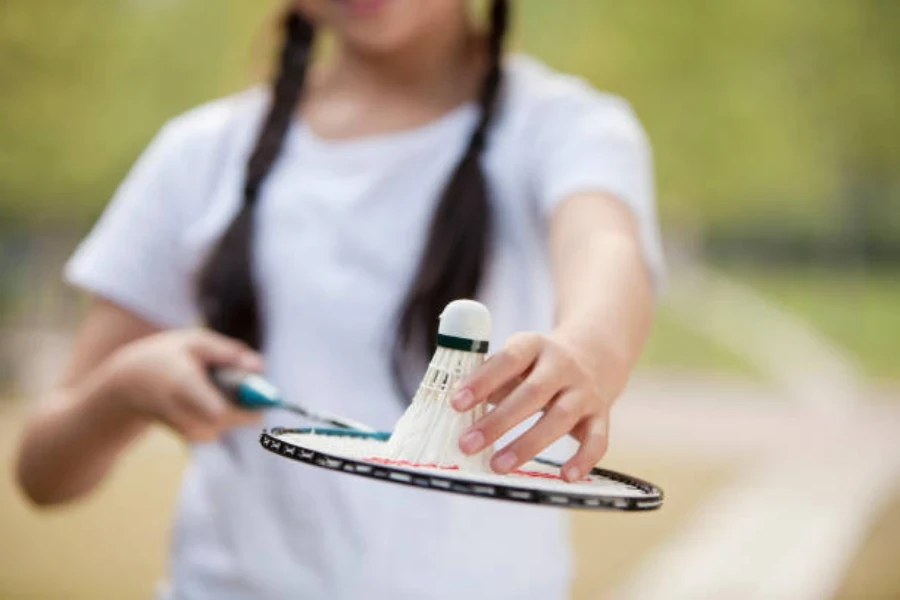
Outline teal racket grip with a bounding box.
[210,367,280,410]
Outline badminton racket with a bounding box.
[209,370,664,511]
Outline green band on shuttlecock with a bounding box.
[436,334,489,353]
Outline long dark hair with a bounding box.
[197,1,510,397]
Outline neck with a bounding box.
[326,21,484,107]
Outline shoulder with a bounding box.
[130,87,269,219]
[500,54,649,150]
[151,86,269,161]
[103,87,269,234]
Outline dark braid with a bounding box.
[197,11,315,349]
[196,1,510,400]
[391,0,510,397]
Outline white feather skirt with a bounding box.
[386,347,493,471]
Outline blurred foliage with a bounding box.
[0,0,280,226]
[640,267,900,380]
[0,0,897,235]
[733,267,900,379]
[520,0,900,238]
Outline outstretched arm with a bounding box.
[550,192,654,395]
[453,192,654,481]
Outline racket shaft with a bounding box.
[308,411,377,433]
[276,401,375,432]
[210,367,376,432]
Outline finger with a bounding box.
[452,333,541,412]
[562,417,609,482]
[222,406,264,427]
[182,423,219,443]
[459,361,566,455]
[181,419,219,443]
[175,363,232,419]
[187,330,264,372]
[173,361,262,429]
[161,400,218,442]
[176,396,260,437]
[486,375,525,407]
[489,391,583,474]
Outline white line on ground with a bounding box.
[612,443,900,600]
[607,263,897,600]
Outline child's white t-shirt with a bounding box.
[66,55,664,600]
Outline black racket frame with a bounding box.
[260,428,663,511]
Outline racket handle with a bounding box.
[210,367,281,410]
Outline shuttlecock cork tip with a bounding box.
[438,299,491,342]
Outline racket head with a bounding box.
[260,428,663,511]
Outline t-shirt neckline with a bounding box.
[289,101,480,157]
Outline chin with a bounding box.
[309,0,456,58]
[341,26,419,57]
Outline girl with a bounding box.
[16,0,664,598]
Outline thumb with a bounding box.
[186,329,264,372]
[223,407,265,428]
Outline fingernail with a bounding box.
[451,389,474,412]
[459,429,485,454]
[492,451,517,474]
[564,466,581,482]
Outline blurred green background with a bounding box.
[1,0,897,383]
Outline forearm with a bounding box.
[550,197,654,397]
[15,362,149,506]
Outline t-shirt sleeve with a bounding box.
[64,122,200,328]
[530,88,666,290]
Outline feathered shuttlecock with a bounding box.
[386,299,493,472]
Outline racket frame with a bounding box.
[260,427,663,511]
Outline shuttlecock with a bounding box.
[386,299,493,472]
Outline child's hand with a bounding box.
[452,332,616,482]
[102,329,264,442]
